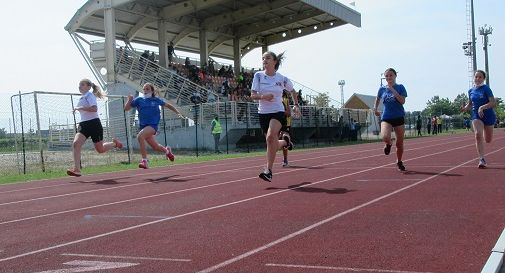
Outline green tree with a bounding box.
[425,96,457,116]
[495,97,505,120]
[0,128,6,138]
[313,92,331,108]
[453,93,469,109]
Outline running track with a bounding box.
[1,131,504,273]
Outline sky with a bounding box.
[0,0,503,130]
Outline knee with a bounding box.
[474,133,483,141]
[266,133,277,144]
[95,146,106,153]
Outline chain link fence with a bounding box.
[4,91,467,175]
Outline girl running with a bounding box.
[124,83,183,169]
[373,68,408,171]
[67,79,123,177]
[461,70,496,168]
[250,51,300,182]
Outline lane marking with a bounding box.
[0,137,473,226]
[83,214,169,220]
[61,253,190,262]
[356,179,421,182]
[196,146,505,273]
[0,142,494,262]
[265,263,435,273]
[33,260,138,273]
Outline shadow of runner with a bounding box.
[402,170,462,177]
[145,175,192,183]
[266,182,355,194]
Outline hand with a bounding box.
[478,106,485,118]
[261,94,274,101]
[460,105,469,113]
[72,107,80,113]
[127,94,133,102]
[374,109,380,117]
[177,113,186,119]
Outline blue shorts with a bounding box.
[472,110,496,126]
[139,124,158,132]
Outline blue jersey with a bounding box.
[377,84,407,120]
[131,96,166,126]
[468,85,496,125]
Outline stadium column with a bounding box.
[158,20,168,68]
[233,37,241,77]
[262,45,269,54]
[199,28,208,67]
[103,0,116,83]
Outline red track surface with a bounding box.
[1,131,504,273]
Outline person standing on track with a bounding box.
[250,51,300,182]
[67,79,123,177]
[373,68,408,171]
[124,83,184,169]
[281,90,292,167]
[461,70,496,168]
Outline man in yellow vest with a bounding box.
[211,116,222,153]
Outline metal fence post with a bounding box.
[224,101,229,154]
[246,103,250,153]
[33,92,45,172]
[18,91,26,174]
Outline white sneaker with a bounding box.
[282,161,289,168]
[478,158,487,169]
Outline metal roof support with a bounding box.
[199,28,209,67]
[158,20,168,68]
[104,0,117,83]
[262,45,269,54]
[233,37,241,76]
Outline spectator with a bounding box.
[185,57,191,68]
[210,116,222,153]
[432,116,438,135]
[217,65,225,76]
[139,50,149,71]
[437,116,442,133]
[148,51,156,63]
[426,117,431,134]
[167,42,174,66]
[416,115,422,136]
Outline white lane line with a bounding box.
[83,214,169,220]
[0,142,490,262]
[265,263,435,273]
[356,179,421,182]
[61,253,191,262]
[0,146,382,206]
[33,260,138,273]
[196,146,505,273]
[0,138,471,226]
[0,137,471,207]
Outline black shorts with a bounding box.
[381,117,405,127]
[259,112,287,134]
[77,118,104,143]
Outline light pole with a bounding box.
[338,80,345,107]
[479,24,493,87]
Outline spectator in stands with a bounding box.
[124,83,184,169]
[148,51,156,63]
[221,79,230,97]
[461,70,496,168]
[140,50,149,71]
[226,65,234,77]
[167,42,174,66]
[211,116,222,153]
[373,68,407,171]
[207,91,216,103]
[67,79,123,177]
[185,57,191,68]
[250,51,300,182]
[217,65,225,76]
[208,59,216,76]
[297,89,305,106]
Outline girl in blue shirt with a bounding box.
[373,68,407,171]
[461,70,496,168]
[124,83,184,169]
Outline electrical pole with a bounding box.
[479,24,493,87]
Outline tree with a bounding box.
[453,93,469,109]
[313,92,331,108]
[0,128,6,138]
[425,96,457,116]
[495,97,505,120]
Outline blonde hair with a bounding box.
[143,82,160,97]
[80,79,106,99]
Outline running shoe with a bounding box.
[384,144,392,155]
[139,159,149,169]
[282,132,293,151]
[397,161,406,171]
[282,160,289,168]
[66,169,82,177]
[113,138,123,149]
[259,169,273,182]
[165,146,175,161]
[478,158,487,169]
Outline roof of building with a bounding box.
[344,93,383,111]
[65,0,361,60]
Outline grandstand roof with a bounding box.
[65,0,361,60]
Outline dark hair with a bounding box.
[475,69,487,79]
[385,68,397,76]
[264,51,285,71]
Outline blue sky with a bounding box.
[0,0,503,130]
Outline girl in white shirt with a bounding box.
[250,51,300,182]
[67,79,123,177]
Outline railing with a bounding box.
[115,47,219,107]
